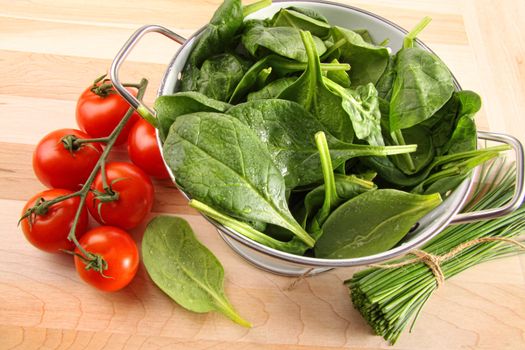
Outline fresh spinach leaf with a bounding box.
[181,0,243,87]
[278,31,355,142]
[163,112,315,247]
[375,56,395,101]
[324,79,385,146]
[189,53,249,102]
[226,99,417,188]
[242,25,327,62]
[443,91,481,154]
[388,47,455,132]
[362,145,508,189]
[390,124,435,174]
[142,215,250,327]
[315,190,442,258]
[421,93,460,155]
[286,6,329,23]
[331,26,390,86]
[155,92,231,140]
[411,150,500,195]
[270,8,331,38]
[247,77,296,101]
[229,55,349,103]
[303,174,375,228]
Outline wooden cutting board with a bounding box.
[1,1,524,349]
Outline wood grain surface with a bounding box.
[1,1,524,349]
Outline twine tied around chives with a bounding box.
[370,236,525,288]
[285,236,525,291]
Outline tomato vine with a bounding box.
[21,77,149,273]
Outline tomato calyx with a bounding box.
[19,192,80,228]
[90,74,143,98]
[90,177,127,223]
[90,74,116,98]
[19,197,49,228]
[61,134,106,156]
[63,249,112,278]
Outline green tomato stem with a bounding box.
[74,136,110,144]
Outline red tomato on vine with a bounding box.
[128,119,170,179]
[87,162,154,230]
[33,128,103,190]
[20,189,88,252]
[74,226,139,292]
[76,76,139,145]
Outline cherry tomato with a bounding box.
[128,119,170,179]
[20,189,88,252]
[74,226,139,292]
[76,79,139,145]
[87,162,154,229]
[33,128,103,190]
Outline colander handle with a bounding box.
[109,25,186,122]
[450,131,525,224]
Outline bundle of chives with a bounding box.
[346,159,525,344]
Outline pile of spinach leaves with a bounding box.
[157,0,507,259]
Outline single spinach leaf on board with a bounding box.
[247,77,296,101]
[242,25,327,62]
[142,215,250,327]
[278,31,355,142]
[331,26,390,86]
[270,8,331,38]
[315,190,442,258]
[163,112,315,247]
[226,99,417,188]
[188,53,249,102]
[155,92,232,141]
[181,0,243,86]
[389,47,455,132]
[324,79,385,146]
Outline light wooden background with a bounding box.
[1,0,524,349]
